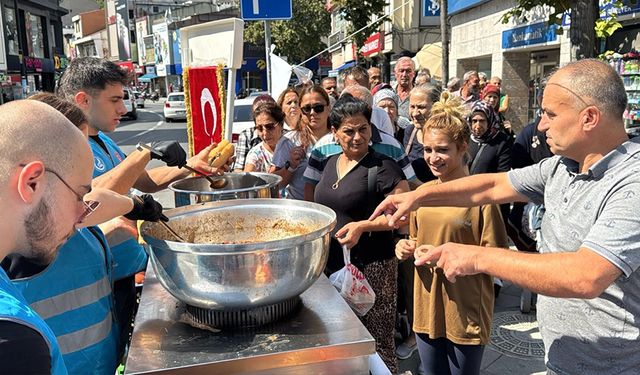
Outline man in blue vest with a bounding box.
[0,100,94,374]
[54,57,224,371]
[2,93,170,374]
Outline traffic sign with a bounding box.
[240,0,292,21]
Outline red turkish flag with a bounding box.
[187,66,224,155]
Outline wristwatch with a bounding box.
[284,161,297,173]
[136,142,150,152]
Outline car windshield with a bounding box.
[234,104,252,122]
[168,95,184,102]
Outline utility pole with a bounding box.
[440,0,449,86]
[264,20,272,94]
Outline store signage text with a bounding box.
[24,57,42,71]
[361,33,382,57]
[502,22,558,50]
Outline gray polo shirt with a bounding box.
[508,137,640,374]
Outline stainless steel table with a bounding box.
[124,269,377,374]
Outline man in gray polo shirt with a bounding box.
[371,58,640,374]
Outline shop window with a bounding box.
[4,6,19,55]
[25,12,45,58]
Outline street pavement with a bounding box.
[114,100,549,375]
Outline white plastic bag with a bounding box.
[329,245,376,316]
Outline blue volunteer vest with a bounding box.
[90,132,148,280]
[0,267,68,375]
[12,228,119,375]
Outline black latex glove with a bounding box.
[124,194,169,222]
[149,141,187,167]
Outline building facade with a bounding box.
[70,9,108,59]
[448,0,572,131]
[0,0,68,103]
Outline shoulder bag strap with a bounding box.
[405,127,418,155]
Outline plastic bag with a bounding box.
[329,245,376,316]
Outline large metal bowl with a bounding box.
[140,199,336,310]
[169,172,282,207]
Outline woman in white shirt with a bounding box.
[244,101,285,173]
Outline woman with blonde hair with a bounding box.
[395,91,508,375]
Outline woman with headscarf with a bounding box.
[467,100,512,177]
[481,84,515,139]
[373,85,412,144]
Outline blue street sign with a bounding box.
[240,0,293,21]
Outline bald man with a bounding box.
[368,67,382,89]
[0,100,93,374]
[373,59,640,373]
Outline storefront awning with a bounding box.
[138,73,158,82]
[335,60,356,72]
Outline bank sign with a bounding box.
[502,22,558,49]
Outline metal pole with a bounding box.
[264,20,272,95]
[224,68,237,142]
[440,0,449,86]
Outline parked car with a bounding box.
[123,88,137,120]
[164,92,186,122]
[132,90,145,108]
[232,97,255,142]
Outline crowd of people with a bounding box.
[0,56,638,375]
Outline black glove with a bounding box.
[149,141,187,167]
[124,194,169,222]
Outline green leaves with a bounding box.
[333,0,388,47]
[503,1,626,49]
[595,18,623,38]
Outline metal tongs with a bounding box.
[158,220,187,243]
[132,195,186,242]
[137,143,226,188]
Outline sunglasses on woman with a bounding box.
[255,122,278,132]
[301,104,326,115]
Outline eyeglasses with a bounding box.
[45,168,100,222]
[20,164,100,222]
[255,122,278,132]
[301,104,326,115]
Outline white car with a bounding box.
[122,88,137,120]
[232,97,256,142]
[164,92,187,122]
[132,90,145,108]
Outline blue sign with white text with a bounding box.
[423,0,441,17]
[502,21,558,49]
[240,0,292,20]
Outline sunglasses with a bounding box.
[255,122,278,132]
[301,104,326,115]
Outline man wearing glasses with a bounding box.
[0,100,95,374]
[393,56,416,119]
[53,57,223,372]
[372,59,640,374]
